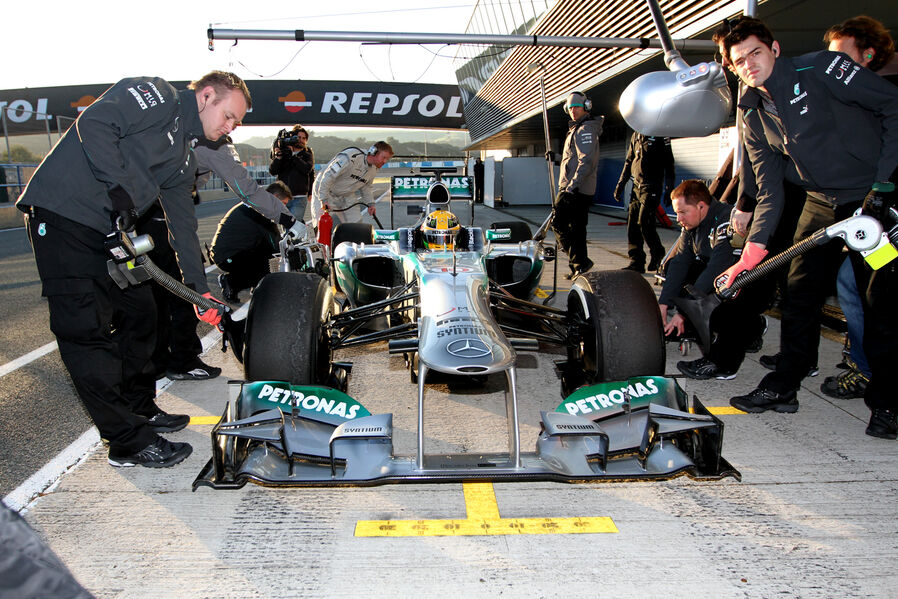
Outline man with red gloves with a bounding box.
[719,19,898,421]
[17,71,251,468]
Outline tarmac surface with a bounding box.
[7,200,898,598]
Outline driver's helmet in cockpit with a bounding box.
[421,209,461,250]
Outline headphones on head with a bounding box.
[367,144,378,156]
[565,91,592,113]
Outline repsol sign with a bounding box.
[0,80,466,134]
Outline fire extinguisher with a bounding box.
[318,206,333,248]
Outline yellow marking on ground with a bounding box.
[355,482,618,537]
[533,287,548,298]
[707,406,746,415]
[189,416,221,425]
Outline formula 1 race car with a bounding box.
[193,176,738,489]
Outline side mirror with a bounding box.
[619,62,732,138]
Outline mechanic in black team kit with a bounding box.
[551,91,602,279]
[719,19,898,433]
[17,71,251,468]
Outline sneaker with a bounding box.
[166,360,222,382]
[866,409,898,440]
[146,411,190,433]
[819,368,869,400]
[677,357,737,380]
[730,387,799,413]
[108,437,193,468]
[218,273,239,304]
[758,352,818,377]
[622,262,645,273]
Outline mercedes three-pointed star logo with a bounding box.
[446,338,492,358]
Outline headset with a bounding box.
[367,144,378,155]
[564,91,592,113]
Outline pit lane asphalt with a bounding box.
[6,198,898,598]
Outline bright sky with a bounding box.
[5,1,477,143]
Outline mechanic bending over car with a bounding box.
[550,91,602,280]
[310,141,394,231]
[719,18,898,437]
[211,181,295,303]
[269,124,315,221]
[658,180,766,380]
[17,71,251,468]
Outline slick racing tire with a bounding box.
[568,269,665,383]
[332,222,374,250]
[489,220,532,242]
[244,272,333,385]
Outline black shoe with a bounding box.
[146,411,190,433]
[866,409,898,440]
[165,360,222,382]
[218,273,239,304]
[565,259,595,280]
[108,437,193,468]
[677,357,737,380]
[647,256,663,272]
[758,352,818,377]
[622,262,645,273]
[820,368,869,400]
[730,387,798,413]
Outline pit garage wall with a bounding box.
[497,132,731,210]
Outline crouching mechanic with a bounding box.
[17,71,251,468]
[660,181,767,380]
[310,141,394,230]
[211,181,298,301]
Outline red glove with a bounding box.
[715,241,768,292]
[195,292,226,329]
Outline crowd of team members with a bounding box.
[657,15,898,440]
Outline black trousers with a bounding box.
[626,185,665,265]
[851,252,898,413]
[137,214,202,373]
[761,196,862,394]
[708,275,776,371]
[216,247,272,292]
[26,208,160,452]
[552,191,591,272]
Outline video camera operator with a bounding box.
[269,124,315,221]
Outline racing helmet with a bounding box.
[421,209,461,250]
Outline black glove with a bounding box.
[545,150,556,163]
[862,181,896,222]
[108,185,138,232]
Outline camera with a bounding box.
[271,129,301,158]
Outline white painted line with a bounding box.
[0,341,57,377]
[0,263,224,380]
[3,427,101,514]
[3,300,249,514]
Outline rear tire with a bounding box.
[244,272,333,384]
[489,220,532,242]
[568,269,665,383]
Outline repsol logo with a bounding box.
[321,92,464,118]
[0,98,51,123]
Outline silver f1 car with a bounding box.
[194,177,738,489]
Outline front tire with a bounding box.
[567,270,665,385]
[244,272,332,384]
